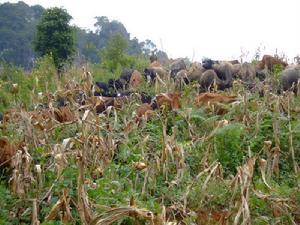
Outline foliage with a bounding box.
[0,182,12,224]
[0,1,44,69]
[75,28,101,63]
[0,62,34,111]
[0,2,167,69]
[100,34,129,73]
[31,54,57,93]
[34,7,75,71]
[188,178,231,209]
[214,123,245,174]
[0,55,58,112]
[140,39,158,56]
[100,34,148,74]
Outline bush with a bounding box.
[214,123,245,175]
[100,34,147,75]
[0,62,33,111]
[31,54,58,93]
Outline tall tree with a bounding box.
[94,16,130,47]
[100,34,132,72]
[75,27,101,63]
[34,7,75,71]
[140,39,158,56]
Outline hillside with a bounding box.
[0,53,299,224]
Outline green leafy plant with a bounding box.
[34,7,75,71]
[214,123,245,175]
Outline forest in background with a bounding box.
[0,1,168,69]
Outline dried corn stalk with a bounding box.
[91,206,155,225]
[35,165,43,192]
[31,199,40,225]
[183,161,219,213]
[231,156,257,225]
[179,108,195,140]
[253,189,298,224]
[287,95,299,174]
[258,158,272,189]
[9,147,34,196]
[161,123,187,184]
[53,144,67,177]
[77,150,93,224]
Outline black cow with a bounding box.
[95,81,109,93]
[144,68,156,82]
[108,79,125,90]
[120,68,134,83]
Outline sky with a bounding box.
[2,0,300,62]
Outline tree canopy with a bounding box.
[0,1,44,69]
[33,7,75,70]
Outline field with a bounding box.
[0,57,299,225]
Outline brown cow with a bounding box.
[136,103,153,118]
[0,137,18,168]
[156,93,182,110]
[150,55,158,63]
[195,92,237,106]
[258,55,288,71]
[129,70,143,89]
[86,96,114,114]
[134,103,154,124]
[86,96,128,114]
[149,60,162,68]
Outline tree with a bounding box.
[75,27,101,64]
[100,34,148,74]
[94,16,130,47]
[34,7,75,71]
[100,34,129,72]
[140,39,157,56]
[0,2,44,69]
[127,37,143,56]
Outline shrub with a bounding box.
[214,123,245,175]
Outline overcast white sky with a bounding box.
[2,0,300,62]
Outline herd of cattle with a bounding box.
[93,54,299,97]
[0,54,299,125]
[81,54,299,117]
